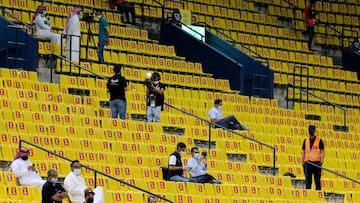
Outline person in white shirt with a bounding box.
[32,6,61,45]
[63,6,82,62]
[168,142,196,182]
[10,147,46,189]
[64,160,104,203]
[208,99,249,131]
[186,147,221,184]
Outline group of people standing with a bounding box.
[32,6,110,64]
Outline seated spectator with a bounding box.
[10,147,46,189]
[168,142,195,182]
[64,160,104,203]
[187,147,221,184]
[32,6,61,45]
[209,99,250,131]
[42,169,68,203]
[84,188,95,203]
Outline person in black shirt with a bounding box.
[42,169,68,203]
[168,142,195,182]
[146,72,165,122]
[107,65,128,119]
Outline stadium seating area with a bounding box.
[0,0,360,202]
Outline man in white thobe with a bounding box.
[64,160,104,203]
[10,147,46,189]
[33,6,60,45]
[64,6,82,63]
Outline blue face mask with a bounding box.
[50,178,57,184]
[194,153,200,160]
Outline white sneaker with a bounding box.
[241,125,250,130]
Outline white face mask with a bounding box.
[73,168,81,176]
[218,105,222,110]
[179,151,185,156]
[153,81,159,85]
[97,15,102,19]
[194,153,200,160]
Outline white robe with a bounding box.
[34,15,60,45]
[64,172,104,203]
[10,158,45,189]
[64,15,81,63]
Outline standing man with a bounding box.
[301,125,325,190]
[42,169,68,203]
[64,160,104,203]
[107,65,128,119]
[10,147,46,189]
[209,99,249,130]
[304,0,316,51]
[146,72,165,122]
[168,142,195,182]
[64,6,82,62]
[95,9,109,64]
[187,147,221,184]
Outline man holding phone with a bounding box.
[186,147,221,184]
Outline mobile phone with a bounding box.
[202,151,207,157]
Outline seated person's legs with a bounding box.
[170,175,189,182]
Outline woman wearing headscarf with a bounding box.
[64,6,82,63]
[10,147,45,189]
[32,6,61,45]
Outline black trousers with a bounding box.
[304,162,321,190]
[307,26,315,50]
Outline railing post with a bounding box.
[50,54,53,83]
[343,108,347,131]
[208,124,211,150]
[286,84,289,109]
[94,171,97,188]
[273,147,276,176]
[18,139,22,150]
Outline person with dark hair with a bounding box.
[301,125,325,190]
[146,72,165,122]
[64,160,104,203]
[95,9,109,64]
[304,0,316,51]
[168,142,195,182]
[84,188,95,203]
[10,147,46,189]
[42,169,68,203]
[187,147,221,184]
[208,99,249,130]
[107,65,127,119]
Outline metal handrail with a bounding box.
[286,83,347,131]
[50,53,108,82]
[19,139,174,203]
[307,162,360,185]
[165,102,277,175]
[0,7,33,33]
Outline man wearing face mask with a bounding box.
[42,169,68,203]
[94,9,109,64]
[209,99,249,131]
[33,6,61,46]
[64,6,82,62]
[186,147,221,184]
[84,188,95,203]
[168,142,195,182]
[146,72,166,122]
[10,147,46,189]
[64,160,104,203]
